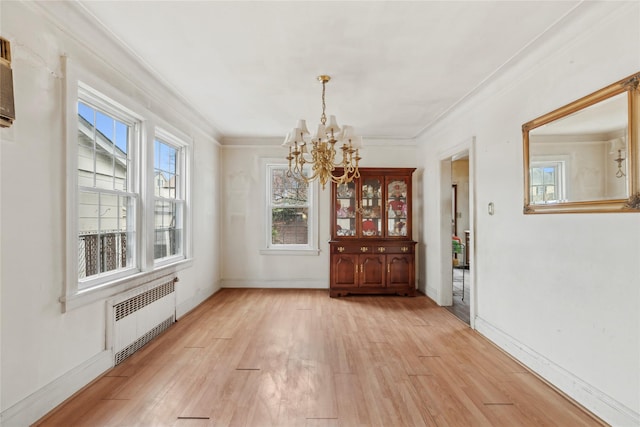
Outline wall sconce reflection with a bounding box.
[614,149,626,178]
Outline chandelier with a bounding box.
[283,75,362,189]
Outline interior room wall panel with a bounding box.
[416,2,639,424]
[220,144,418,288]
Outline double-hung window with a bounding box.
[76,91,139,286]
[154,132,186,263]
[64,63,192,310]
[263,163,318,255]
[530,161,566,204]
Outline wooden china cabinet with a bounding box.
[329,168,417,297]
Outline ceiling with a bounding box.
[76,1,581,143]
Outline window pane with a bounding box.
[115,121,128,154]
[77,105,96,187]
[77,102,130,191]
[545,185,556,200]
[530,168,542,186]
[531,186,543,204]
[114,154,129,191]
[99,193,119,274]
[78,190,99,234]
[154,200,182,259]
[95,110,114,141]
[272,168,308,206]
[272,207,308,244]
[154,140,178,199]
[77,191,135,280]
[78,102,93,122]
[154,138,183,260]
[543,167,556,185]
[165,143,177,175]
[100,193,119,233]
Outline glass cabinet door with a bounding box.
[387,178,408,237]
[335,181,357,237]
[360,176,382,237]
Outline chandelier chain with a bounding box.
[320,79,327,125]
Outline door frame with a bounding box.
[439,137,476,328]
[452,184,458,236]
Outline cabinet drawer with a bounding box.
[379,245,414,254]
[332,244,373,254]
[331,242,415,255]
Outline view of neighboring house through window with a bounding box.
[77,101,137,282]
[530,161,565,204]
[154,138,184,260]
[69,79,192,301]
[267,165,310,247]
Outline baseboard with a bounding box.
[475,317,639,426]
[175,281,220,319]
[0,350,112,427]
[425,284,439,302]
[221,279,328,289]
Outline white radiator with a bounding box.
[109,276,177,365]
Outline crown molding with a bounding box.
[415,0,590,139]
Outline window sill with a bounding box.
[154,254,187,268]
[60,258,193,312]
[260,248,320,256]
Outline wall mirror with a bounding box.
[523,72,640,213]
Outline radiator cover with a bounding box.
[110,277,176,365]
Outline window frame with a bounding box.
[75,89,142,289]
[530,160,567,204]
[62,57,192,312]
[261,161,319,255]
[152,128,189,267]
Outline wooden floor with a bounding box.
[36,289,603,427]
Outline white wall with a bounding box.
[0,2,221,425]
[220,142,419,288]
[417,2,639,425]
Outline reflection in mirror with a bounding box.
[523,72,640,213]
[528,92,628,204]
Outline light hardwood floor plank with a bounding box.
[35,289,604,427]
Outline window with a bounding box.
[530,161,566,204]
[263,163,318,254]
[64,64,192,309]
[76,94,139,286]
[154,134,186,262]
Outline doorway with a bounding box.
[447,155,470,324]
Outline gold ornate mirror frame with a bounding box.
[523,72,640,214]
